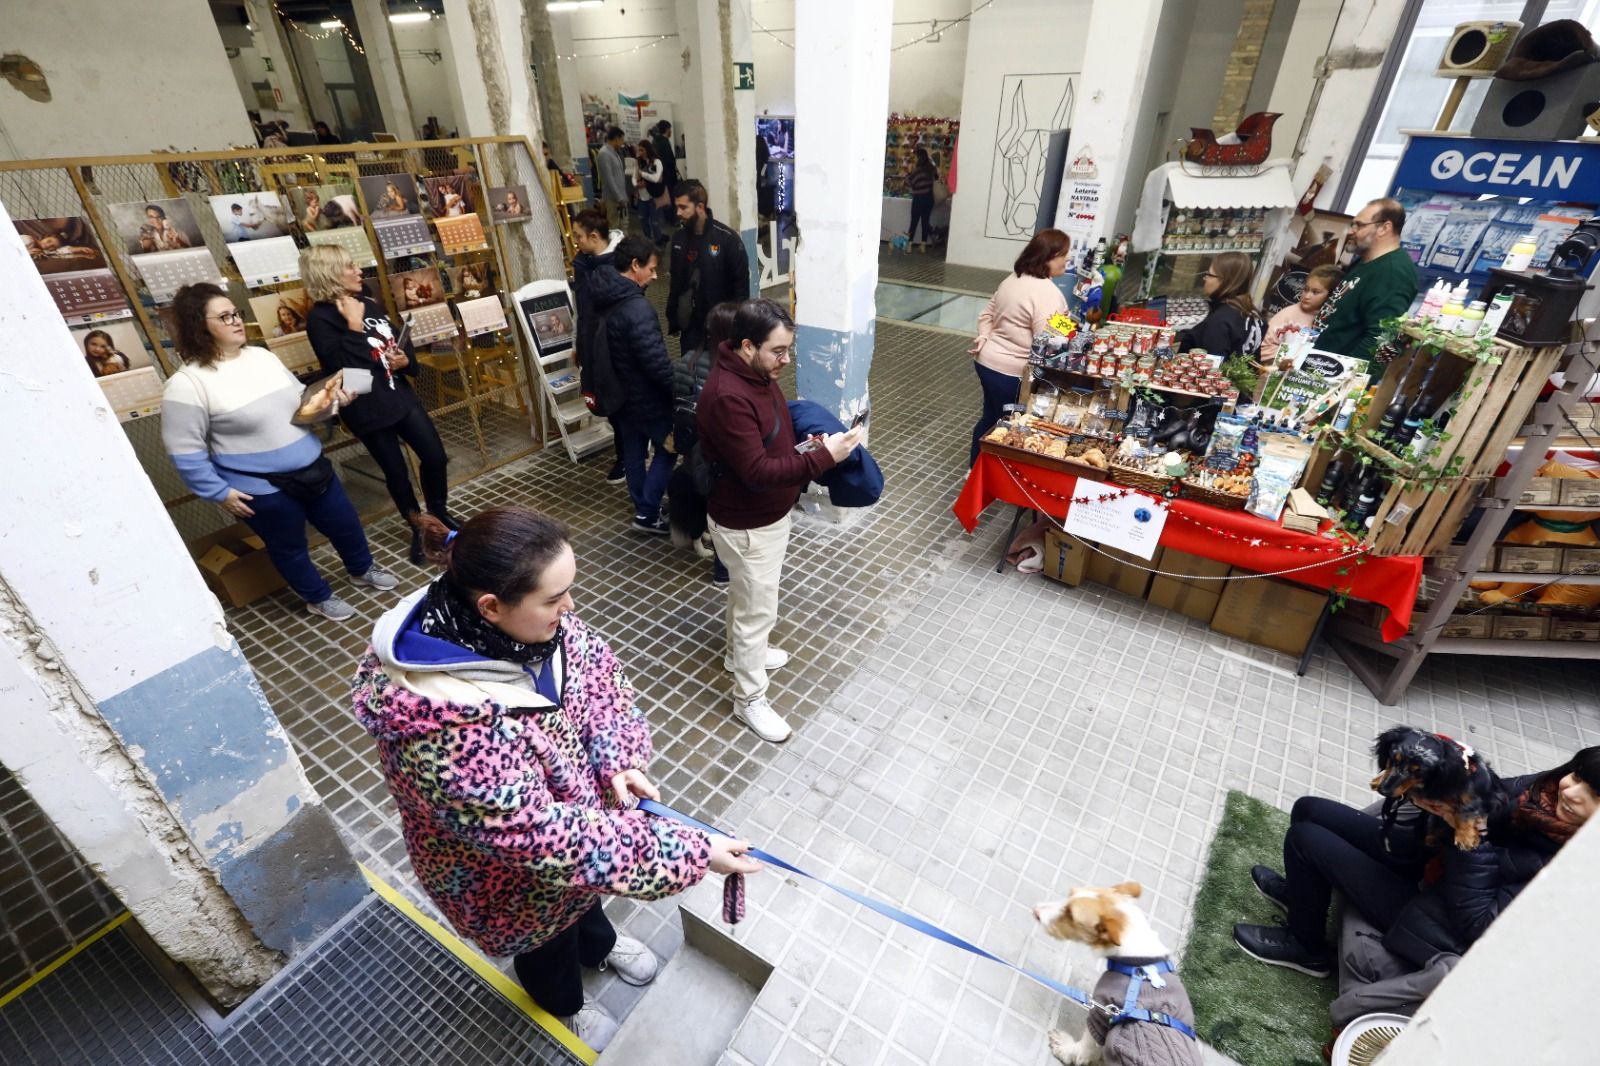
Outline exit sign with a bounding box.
[734,62,754,90]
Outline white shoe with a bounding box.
[723,647,790,672]
[558,999,619,1052]
[733,696,792,743]
[306,595,356,621]
[600,934,659,986]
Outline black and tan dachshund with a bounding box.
[1372,726,1503,850]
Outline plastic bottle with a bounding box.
[1502,232,1538,272]
[1478,292,1514,341]
[1437,299,1464,334]
[1457,300,1486,337]
[1332,396,1357,431]
[1418,280,1447,322]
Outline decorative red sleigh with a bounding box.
[1180,112,1281,176]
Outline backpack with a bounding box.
[579,308,625,416]
[683,391,783,510]
[672,347,715,457]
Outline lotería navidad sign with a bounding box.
[1392,135,1600,204]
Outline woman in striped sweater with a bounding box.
[162,282,399,621]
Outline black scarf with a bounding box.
[415,578,561,666]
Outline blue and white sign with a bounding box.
[1394,135,1600,203]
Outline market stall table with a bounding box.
[954,449,1424,648]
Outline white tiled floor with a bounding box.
[224,256,1600,1065]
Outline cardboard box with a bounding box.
[1433,545,1497,572]
[1492,615,1551,641]
[1155,548,1232,585]
[1559,478,1600,507]
[1518,479,1560,506]
[1440,613,1494,639]
[1210,571,1329,656]
[1084,542,1154,599]
[1550,617,1600,641]
[188,523,286,608]
[1148,575,1222,623]
[1040,527,1087,586]
[1496,546,1563,574]
[1563,548,1600,575]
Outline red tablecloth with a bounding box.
[955,451,1423,642]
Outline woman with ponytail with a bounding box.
[352,506,760,1051]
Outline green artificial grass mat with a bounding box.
[1181,790,1334,1066]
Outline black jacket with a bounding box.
[667,209,749,340]
[305,296,421,436]
[652,132,678,192]
[588,264,674,421]
[1383,774,1563,967]
[1177,300,1250,356]
[572,233,619,367]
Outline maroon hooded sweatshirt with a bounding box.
[696,341,837,529]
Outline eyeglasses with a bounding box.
[764,345,792,361]
[1349,219,1382,232]
[208,310,243,324]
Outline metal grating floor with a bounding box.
[0,895,583,1066]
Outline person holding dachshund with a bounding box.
[1233,743,1599,977]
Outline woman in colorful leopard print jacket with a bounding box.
[353,506,760,1049]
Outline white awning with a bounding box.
[1131,160,1299,251]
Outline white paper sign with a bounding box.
[1062,476,1168,560]
[1060,179,1102,243]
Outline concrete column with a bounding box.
[1212,0,1280,131]
[0,201,366,1004]
[1050,0,1166,245]
[792,0,891,420]
[245,0,312,129]
[440,0,495,136]
[551,14,589,166]
[351,0,418,138]
[673,0,757,290]
[286,26,335,130]
[526,1,575,171]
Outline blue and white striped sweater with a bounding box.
[161,346,323,501]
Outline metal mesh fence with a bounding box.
[0,138,568,549]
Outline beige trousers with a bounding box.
[708,513,791,703]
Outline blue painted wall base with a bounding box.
[796,321,874,418]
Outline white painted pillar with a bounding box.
[1052,0,1166,244]
[0,198,366,1004]
[245,0,312,129]
[351,0,418,138]
[440,0,495,137]
[1379,814,1597,1062]
[286,25,335,131]
[551,13,589,166]
[792,0,891,419]
[1252,0,1407,286]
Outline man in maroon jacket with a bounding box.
[697,299,863,742]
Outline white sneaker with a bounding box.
[733,696,792,743]
[306,595,356,621]
[558,999,618,1052]
[722,647,790,673]
[600,934,659,986]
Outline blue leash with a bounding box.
[638,798,1196,1040]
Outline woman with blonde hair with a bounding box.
[301,244,457,564]
[1177,250,1262,356]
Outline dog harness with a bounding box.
[1102,960,1198,1040]
[1435,732,1476,772]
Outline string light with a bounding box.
[558,34,677,61]
[753,2,998,54]
[272,2,365,55]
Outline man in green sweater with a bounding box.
[1311,197,1418,365]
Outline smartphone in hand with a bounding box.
[850,408,870,429]
[795,436,825,454]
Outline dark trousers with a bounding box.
[512,900,617,1017]
[1283,797,1423,951]
[909,192,935,243]
[354,404,450,522]
[635,197,662,243]
[617,414,675,520]
[969,363,1020,466]
[241,476,374,604]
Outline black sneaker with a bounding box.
[1232,923,1331,978]
[606,462,627,484]
[712,559,730,586]
[1251,865,1290,914]
[631,515,670,536]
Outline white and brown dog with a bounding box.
[1032,882,1201,1066]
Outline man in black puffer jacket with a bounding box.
[590,236,676,534]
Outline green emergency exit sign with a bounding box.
[734,63,754,90]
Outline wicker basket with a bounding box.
[1180,479,1249,511]
[1109,464,1174,495]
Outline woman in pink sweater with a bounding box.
[968,228,1071,465]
